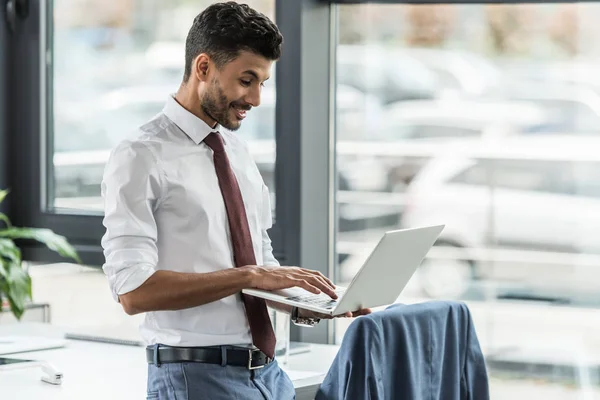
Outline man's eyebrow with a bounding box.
[242,70,269,81]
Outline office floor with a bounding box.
[11,262,600,399]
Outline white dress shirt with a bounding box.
[100,95,279,347]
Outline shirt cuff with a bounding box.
[106,263,157,302]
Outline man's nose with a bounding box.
[245,87,261,108]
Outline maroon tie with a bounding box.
[204,132,276,359]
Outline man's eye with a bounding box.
[241,80,251,86]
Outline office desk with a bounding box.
[0,323,339,400]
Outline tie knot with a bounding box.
[204,132,225,153]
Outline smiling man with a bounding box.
[100,2,370,400]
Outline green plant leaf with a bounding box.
[3,261,32,320]
[0,238,21,265]
[0,189,8,205]
[0,259,7,279]
[0,275,8,307]
[0,228,81,264]
[0,212,11,228]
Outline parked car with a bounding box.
[399,48,503,98]
[399,134,600,300]
[486,80,600,134]
[337,44,438,104]
[340,98,553,193]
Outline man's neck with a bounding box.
[174,85,218,129]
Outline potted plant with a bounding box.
[0,189,81,320]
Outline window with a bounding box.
[50,0,276,213]
[333,2,600,397]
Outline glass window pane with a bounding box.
[50,0,276,214]
[334,3,600,397]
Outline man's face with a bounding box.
[199,51,272,131]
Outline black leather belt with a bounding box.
[146,345,272,370]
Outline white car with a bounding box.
[337,44,438,103]
[399,48,503,98]
[379,98,551,140]
[399,135,600,300]
[486,79,600,134]
[340,97,553,193]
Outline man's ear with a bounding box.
[194,53,210,82]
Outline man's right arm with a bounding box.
[118,265,337,315]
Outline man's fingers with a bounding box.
[313,276,338,298]
[351,308,372,317]
[303,269,336,289]
[287,267,337,292]
[315,312,334,319]
[294,278,320,294]
[280,267,338,298]
[309,276,337,299]
[290,271,337,298]
[332,312,352,318]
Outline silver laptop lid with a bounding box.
[333,225,444,314]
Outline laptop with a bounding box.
[242,224,444,316]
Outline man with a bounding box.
[101,2,370,399]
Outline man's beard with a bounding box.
[201,81,245,131]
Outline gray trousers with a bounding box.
[146,348,295,400]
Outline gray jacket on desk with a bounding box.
[315,301,489,400]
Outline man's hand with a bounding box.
[244,265,338,299]
[299,307,372,320]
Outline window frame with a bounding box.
[0,4,10,207]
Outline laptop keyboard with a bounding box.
[286,288,346,310]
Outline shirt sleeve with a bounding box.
[260,183,280,267]
[100,140,164,302]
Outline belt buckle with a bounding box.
[248,349,265,370]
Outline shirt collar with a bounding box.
[162,94,222,145]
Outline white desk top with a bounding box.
[0,323,339,400]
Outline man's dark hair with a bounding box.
[183,2,283,81]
